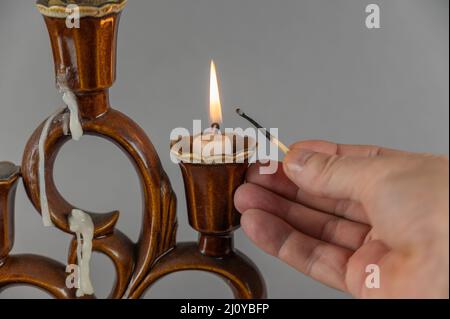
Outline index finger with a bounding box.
[290,140,412,157]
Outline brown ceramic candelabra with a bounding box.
[0,0,266,299]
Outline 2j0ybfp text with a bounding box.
[224,303,269,316]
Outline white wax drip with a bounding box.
[38,107,65,227]
[62,112,70,136]
[62,91,83,141]
[37,89,93,297]
[38,90,84,226]
[69,209,95,297]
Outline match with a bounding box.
[235,107,290,155]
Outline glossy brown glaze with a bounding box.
[180,162,247,237]
[68,230,135,299]
[43,13,119,93]
[0,162,20,263]
[21,107,178,293]
[17,1,177,298]
[0,162,82,298]
[0,254,87,299]
[129,243,266,299]
[152,159,267,298]
[0,0,266,299]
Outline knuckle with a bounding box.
[304,242,325,276]
[368,146,383,157]
[320,218,339,243]
[277,231,296,260]
[363,228,375,245]
[334,199,353,216]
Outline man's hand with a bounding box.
[234,140,449,298]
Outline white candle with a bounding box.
[191,61,233,160]
[69,209,95,297]
[171,60,257,164]
[192,128,233,158]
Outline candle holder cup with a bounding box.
[180,162,246,257]
[0,162,20,264]
[176,134,255,256]
[134,135,266,299]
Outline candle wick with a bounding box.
[211,123,221,131]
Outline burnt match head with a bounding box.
[235,108,244,117]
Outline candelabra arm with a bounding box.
[68,229,135,299]
[128,242,267,299]
[21,107,177,297]
[0,162,83,298]
[0,255,88,299]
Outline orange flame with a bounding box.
[210,60,223,126]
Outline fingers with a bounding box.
[283,148,389,202]
[246,161,368,223]
[235,183,370,251]
[246,161,299,201]
[241,209,353,291]
[284,140,410,201]
[345,240,391,298]
[290,140,412,157]
[295,188,368,224]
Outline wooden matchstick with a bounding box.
[235,108,290,155]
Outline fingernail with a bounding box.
[285,149,315,174]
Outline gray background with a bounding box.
[0,0,448,299]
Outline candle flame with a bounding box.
[210,60,223,126]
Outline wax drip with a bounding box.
[62,112,70,136]
[62,90,83,141]
[69,209,95,297]
[38,107,65,227]
[37,89,93,296]
[38,89,84,226]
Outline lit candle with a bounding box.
[192,60,233,160]
[209,60,223,128]
[171,60,256,164]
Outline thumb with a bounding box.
[283,148,387,202]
